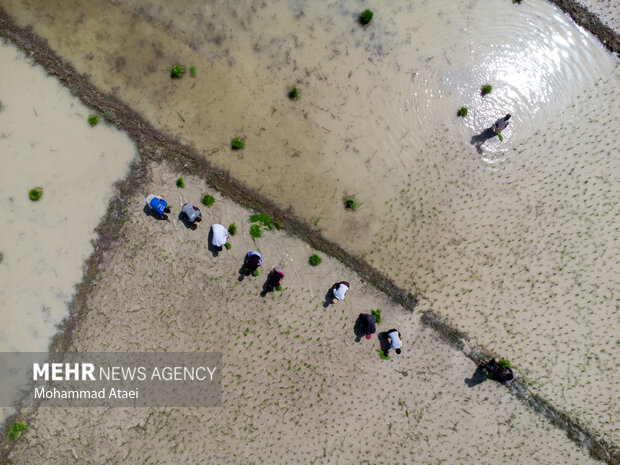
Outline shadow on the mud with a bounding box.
[465,365,488,387]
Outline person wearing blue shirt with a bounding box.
[145,194,170,219]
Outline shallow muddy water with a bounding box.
[2,0,619,441]
[0,41,136,417]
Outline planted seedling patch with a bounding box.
[176,177,185,188]
[498,358,511,370]
[7,421,26,441]
[360,9,374,25]
[249,213,276,239]
[250,224,262,239]
[309,254,322,266]
[88,114,99,126]
[231,138,244,150]
[29,187,43,201]
[480,84,492,96]
[171,65,184,78]
[201,194,215,207]
[288,86,299,100]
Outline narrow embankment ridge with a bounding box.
[0,5,618,465]
[546,0,619,55]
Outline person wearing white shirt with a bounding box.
[331,281,349,303]
[210,224,229,250]
[386,329,402,355]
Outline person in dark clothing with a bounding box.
[359,313,376,339]
[265,268,284,292]
[479,359,514,385]
[242,251,262,275]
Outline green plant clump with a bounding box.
[371,309,382,324]
[498,358,512,370]
[29,188,43,201]
[457,106,468,117]
[176,177,185,188]
[498,133,504,142]
[250,213,273,230]
[249,213,276,239]
[171,65,184,78]
[377,349,390,360]
[231,138,244,150]
[228,224,237,235]
[360,9,374,25]
[345,197,357,210]
[7,421,26,441]
[480,84,492,96]
[252,269,259,277]
[201,194,215,207]
[224,242,232,250]
[288,86,299,100]
[250,224,262,239]
[276,284,282,291]
[190,65,197,76]
[88,114,99,126]
[309,254,322,266]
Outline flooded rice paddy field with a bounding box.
[0,41,136,420]
[6,164,601,465]
[2,0,619,444]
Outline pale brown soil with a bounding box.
[5,163,602,465]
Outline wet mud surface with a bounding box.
[3,162,606,465]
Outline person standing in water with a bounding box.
[492,114,511,135]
